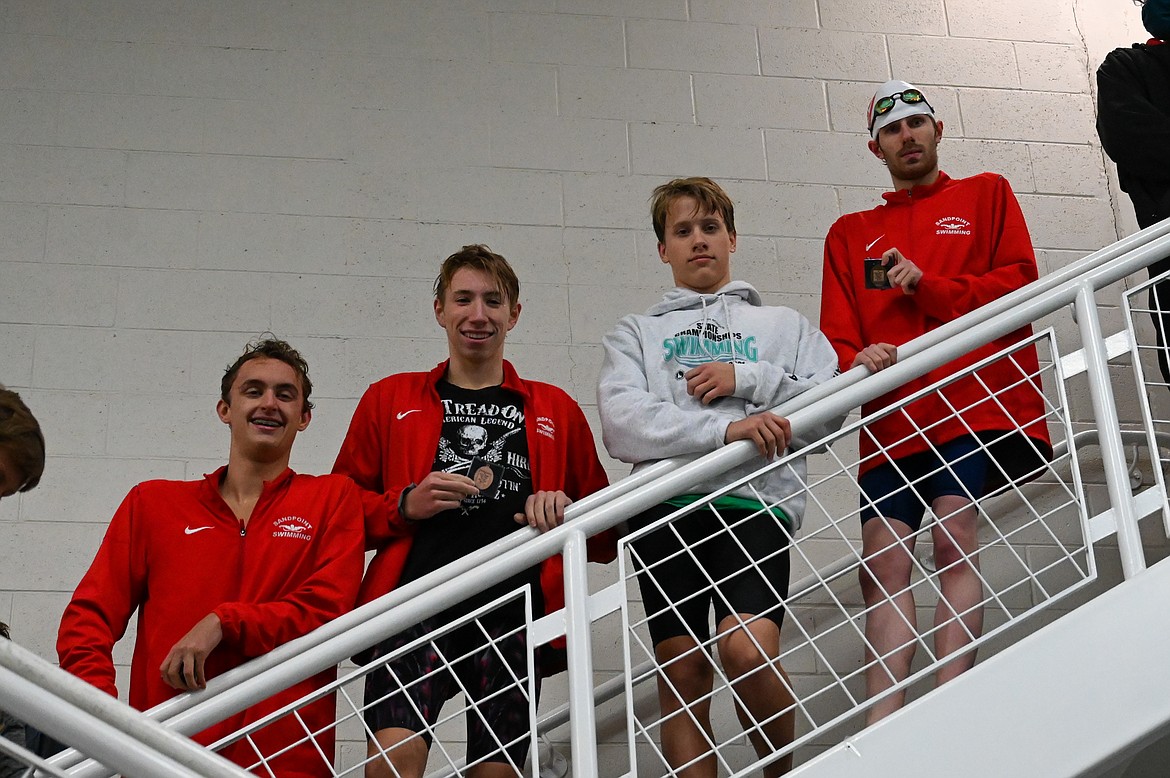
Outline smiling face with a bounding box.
[434,267,520,372]
[868,114,944,191]
[216,357,310,462]
[658,195,736,294]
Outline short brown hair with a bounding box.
[433,245,520,308]
[220,337,314,413]
[0,386,45,493]
[650,177,737,243]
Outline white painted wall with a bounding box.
[0,0,1162,771]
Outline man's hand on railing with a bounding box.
[724,413,791,460]
[852,343,899,373]
[515,490,572,532]
[159,613,223,691]
[404,472,479,521]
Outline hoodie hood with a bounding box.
[646,280,763,316]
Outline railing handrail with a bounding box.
[52,220,1170,776]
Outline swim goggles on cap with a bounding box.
[868,89,933,133]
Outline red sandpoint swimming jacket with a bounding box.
[57,468,365,777]
[820,172,1052,475]
[333,360,613,625]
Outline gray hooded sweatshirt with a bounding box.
[598,280,842,529]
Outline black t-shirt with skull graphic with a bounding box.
[399,380,541,616]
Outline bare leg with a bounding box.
[859,517,918,725]
[654,635,717,777]
[366,728,427,778]
[930,495,983,685]
[467,762,523,778]
[716,615,795,776]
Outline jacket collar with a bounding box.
[425,359,531,401]
[200,464,295,505]
[882,170,952,205]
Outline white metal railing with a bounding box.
[620,330,1087,776]
[16,220,1170,776]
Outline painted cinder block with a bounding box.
[0,263,117,327]
[197,213,352,276]
[627,19,760,75]
[1029,143,1108,197]
[56,93,207,154]
[691,0,817,28]
[888,35,1019,89]
[0,36,136,93]
[1015,42,1090,93]
[1017,194,1119,252]
[960,89,1096,144]
[200,99,356,160]
[348,105,492,171]
[570,284,666,347]
[266,274,432,340]
[413,168,563,226]
[0,203,48,263]
[765,129,889,188]
[46,205,199,269]
[489,114,628,174]
[491,12,624,66]
[695,74,828,131]
[125,152,273,213]
[559,66,694,123]
[630,123,766,181]
[32,327,196,394]
[947,0,1082,43]
[0,326,35,388]
[106,394,222,460]
[564,172,671,230]
[508,283,573,345]
[561,0,686,20]
[340,218,423,279]
[19,457,186,526]
[729,180,840,240]
[133,43,291,101]
[0,89,60,146]
[760,28,888,82]
[942,139,1036,193]
[0,521,107,591]
[819,0,946,35]
[0,3,70,36]
[0,146,126,207]
[115,268,271,332]
[269,159,417,221]
[564,228,641,287]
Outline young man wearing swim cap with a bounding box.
[819,80,1051,723]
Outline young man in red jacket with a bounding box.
[57,338,365,777]
[333,245,610,778]
[819,81,1051,724]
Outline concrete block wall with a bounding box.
[0,0,1162,771]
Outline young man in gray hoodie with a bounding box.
[598,177,840,776]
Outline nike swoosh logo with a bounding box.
[865,234,885,252]
[185,526,213,535]
[396,409,420,420]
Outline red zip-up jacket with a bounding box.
[333,360,613,626]
[57,468,365,777]
[820,172,1052,476]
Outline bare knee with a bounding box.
[366,730,427,778]
[659,644,714,705]
[859,546,912,600]
[717,625,778,680]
